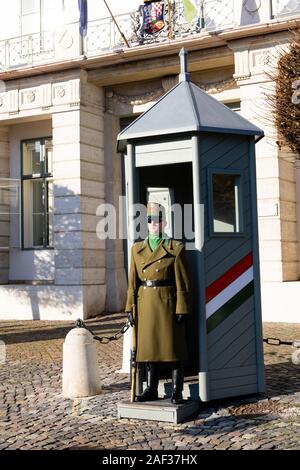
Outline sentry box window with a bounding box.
[208,169,244,236]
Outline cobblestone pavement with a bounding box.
[0,315,300,450]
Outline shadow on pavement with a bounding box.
[181,411,276,429]
[264,361,300,397]
[102,383,130,392]
[0,315,128,344]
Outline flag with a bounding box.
[78,0,88,37]
[140,1,165,35]
[182,0,197,23]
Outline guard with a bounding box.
[125,202,191,404]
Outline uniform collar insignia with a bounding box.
[135,237,171,268]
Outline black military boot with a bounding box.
[136,363,159,402]
[171,362,184,404]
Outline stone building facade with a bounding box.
[0,0,299,321]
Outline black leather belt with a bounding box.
[141,280,175,287]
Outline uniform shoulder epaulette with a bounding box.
[133,240,145,247]
[171,239,184,251]
[132,239,148,252]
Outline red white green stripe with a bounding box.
[206,253,254,333]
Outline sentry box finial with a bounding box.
[179,48,190,82]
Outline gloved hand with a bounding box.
[127,312,135,327]
[176,314,185,324]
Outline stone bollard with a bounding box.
[292,348,300,366]
[62,326,102,398]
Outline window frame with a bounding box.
[225,101,241,113]
[20,0,64,36]
[20,136,53,250]
[207,167,245,238]
[20,0,42,36]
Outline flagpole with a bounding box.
[168,0,172,39]
[102,0,130,48]
[200,0,205,30]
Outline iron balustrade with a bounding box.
[0,1,299,71]
[272,0,300,18]
[0,30,55,70]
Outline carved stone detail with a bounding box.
[162,76,178,92]
[57,87,66,98]
[53,84,68,102]
[57,29,74,49]
[110,87,164,106]
[251,50,271,69]
[0,77,89,116]
[19,88,39,110]
[106,77,237,112]
[233,49,251,82]
[233,73,251,81]
[195,78,237,93]
[26,92,35,103]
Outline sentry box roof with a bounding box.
[117,49,264,153]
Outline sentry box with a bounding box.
[117,49,265,403]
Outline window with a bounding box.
[208,170,243,235]
[225,101,241,114]
[21,0,41,35]
[21,0,64,35]
[42,0,64,31]
[21,138,53,249]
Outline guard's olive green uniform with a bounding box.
[125,238,191,362]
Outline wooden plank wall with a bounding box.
[200,132,258,400]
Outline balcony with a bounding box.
[272,0,300,18]
[0,0,299,71]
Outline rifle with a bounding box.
[130,300,137,402]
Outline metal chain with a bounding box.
[263,337,300,348]
[75,318,130,344]
[74,320,300,350]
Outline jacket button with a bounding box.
[158,260,161,263]
[155,269,159,272]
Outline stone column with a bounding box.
[104,112,127,312]
[0,126,9,284]
[231,33,299,282]
[52,82,106,318]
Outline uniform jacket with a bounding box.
[125,238,191,362]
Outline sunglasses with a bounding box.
[147,216,163,224]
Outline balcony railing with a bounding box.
[0,0,299,71]
[86,0,235,54]
[272,0,300,18]
[0,31,55,69]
